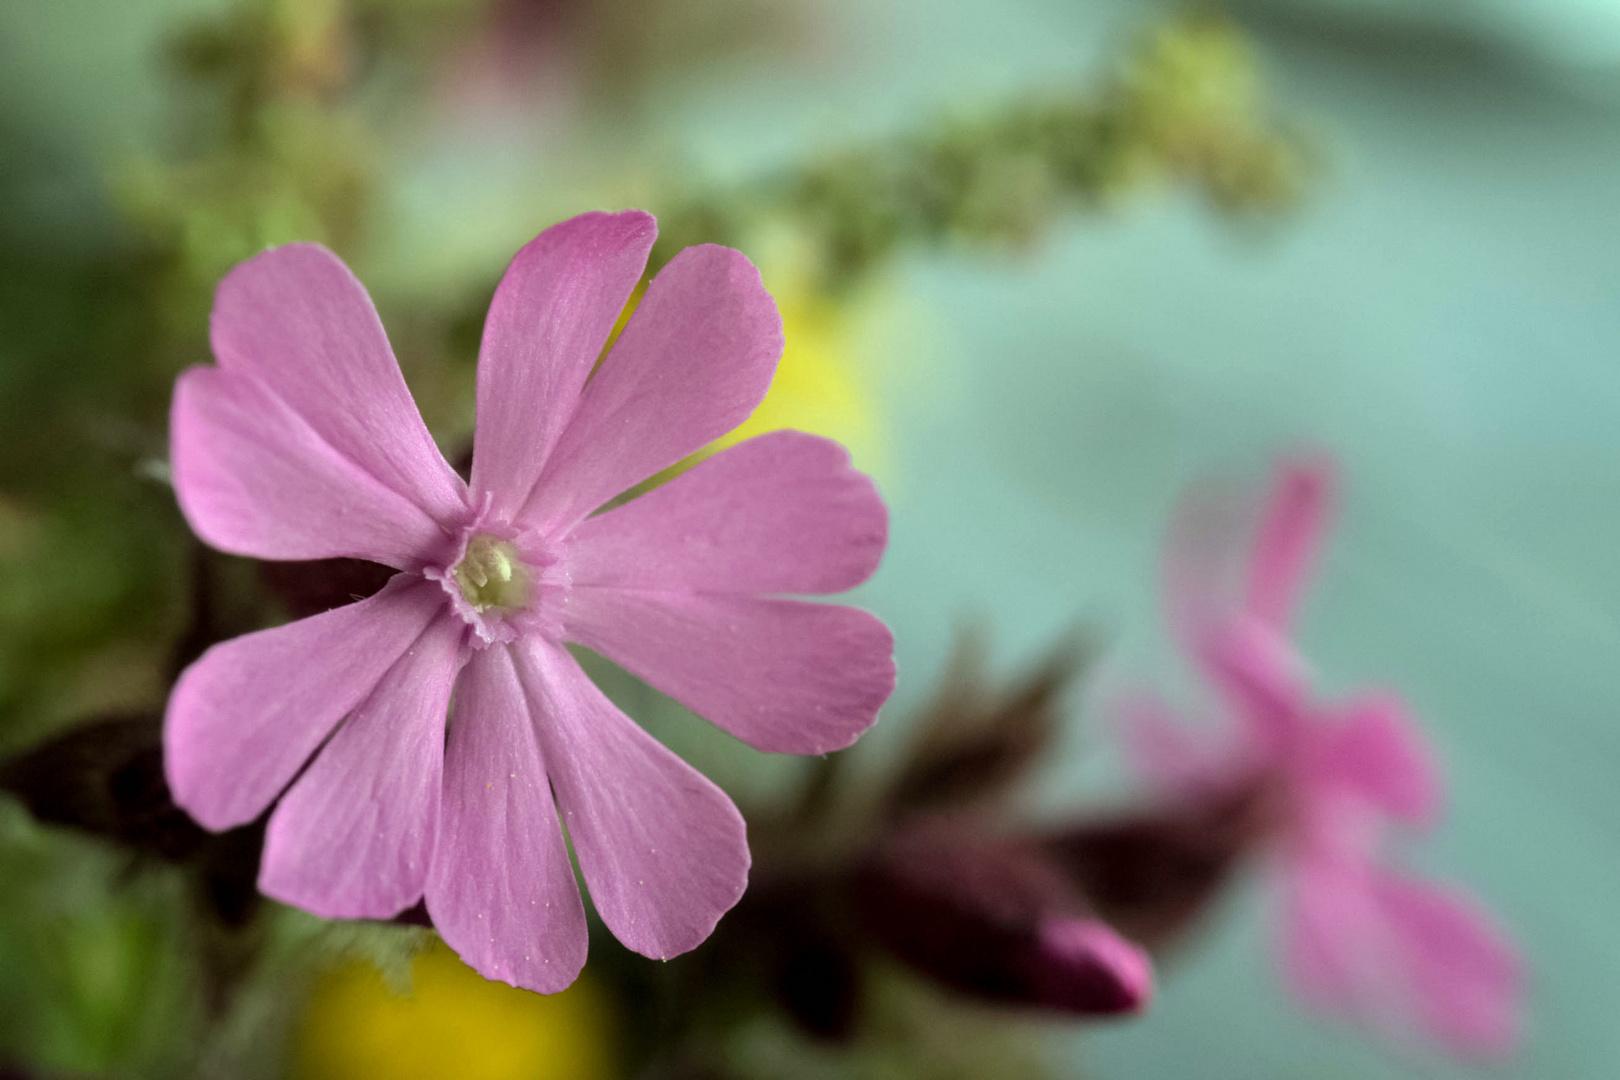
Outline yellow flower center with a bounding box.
[452,535,530,613]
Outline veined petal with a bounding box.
[427,646,588,993]
[259,611,466,919]
[522,244,783,533]
[171,367,449,567]
[568,430,887,596]
[1317,691,1443,828]
[513,638,749,960]
[1246,457,1335,633]
[164,578,446,831]
[470,211,657,520]
[209,243,466,525]
[564,590,894,755]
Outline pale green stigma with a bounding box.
[452,535,531,613]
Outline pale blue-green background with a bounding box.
[6,0,1619,1075]
[754,2,1620,1076]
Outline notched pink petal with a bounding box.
[171,367,449,567]
[1372,872,1524,1058]
[564,590,894,756]
[1245,456,1336,632]
[1277,856,1523,1058]
[523,244,784,532]
[164,578,446,831]
[471,210,657,520]
[259,612,466,920]
[514,639,749,960]
[427,647,588,993]
[209,243,466,525]
[1320,691,1444,827]
[568,430,887,596]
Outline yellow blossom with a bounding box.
[294,941,615,1080]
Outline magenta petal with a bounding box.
[1371,872,1524,1057]
[209,243,466,525]
[259,612,465,919]
[1035,918,1155,1013]
[564,589,894,755]
[426,646,588,992]
[164,578,446,831]
[171,367,449,567]
[513,639,749,959]
[1278,856,1373,1014]
[522,244,783,532]
[1278,856,1523,1058]
[1245,457,1335,632]
[470,211,657,520]
[1114,690,1234,795]
[1197,620,1312,758]
[568,431,887,595]
[1319,692,1444,827]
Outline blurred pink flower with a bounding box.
[1120,458,1522,1056]
[438,0,584,132]
[164,210,894,991]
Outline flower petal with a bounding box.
[521,244,783,533]
[1196,619,1312,759]
[1371,872,1523,1057]
[1113,689,1236,795]
[1318,691,1443,827]
[1278,855,1374,1014]
[1245,457,1335,632]
[1277,856,1522,1057]
[513,638,749,959]
[1163,479,1254,658]
[568,430,887,595]
[171,367,449,567]
[259,611,466,919]
[1163,456,1334,660]
[164,578,446,831]
[209,243,466,525]
[564,589,894,755]
[470,211,657,520]
[426,646,588,993]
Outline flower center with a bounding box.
[451,534,531,613]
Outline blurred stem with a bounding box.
[650,14,1309,292]
[792,750,849,830]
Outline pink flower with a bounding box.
[163,210,895,991]
[1120,458,1523,1056]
